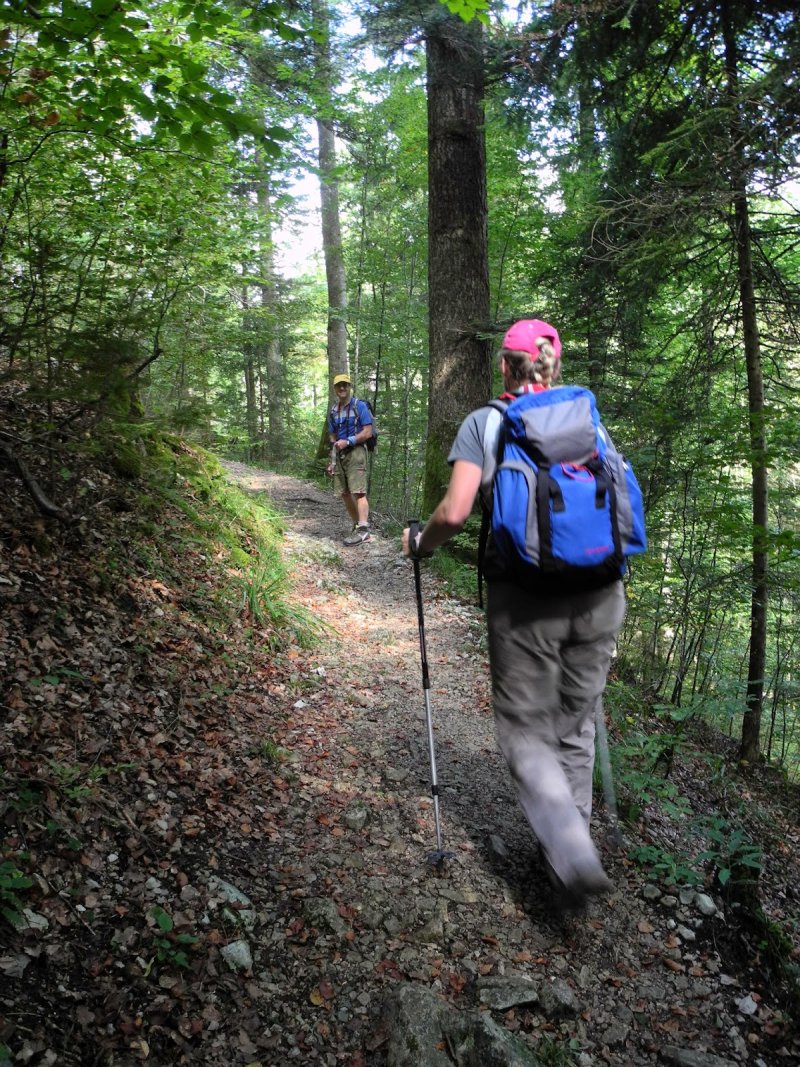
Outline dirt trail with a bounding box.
[217,460,790,1067]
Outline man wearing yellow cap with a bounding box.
[327,373,374,545]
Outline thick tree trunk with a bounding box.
[424,13,491,511]
[722,2,768,764]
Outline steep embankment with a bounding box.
[0,412,797,1065]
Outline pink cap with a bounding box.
[502,319,561,361]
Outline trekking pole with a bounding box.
[594,697,624,848]
[409,520,454,868]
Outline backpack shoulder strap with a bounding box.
[477,399,509,608]
[353,397,375,432]
[480,399,508,500]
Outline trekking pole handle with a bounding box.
[407,519,433,560]
[408,520,431,691]
[408,519,423,557]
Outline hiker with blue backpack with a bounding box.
[402,319,646,908]
[327,373,375,546]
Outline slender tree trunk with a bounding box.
[243,354,258,458]
[256,180,285,462]
[312,0,347,376]
[317,114,348,377]
[241,289,258,457]
[352,168,370,390]
[722,2,768,764]
[424,13,491,511]
[576,72,605,394]
[311,0,348,461]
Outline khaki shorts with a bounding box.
[333,445,368,496]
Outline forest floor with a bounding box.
[1,427,799,1066]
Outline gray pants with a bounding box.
[487,580,626,888]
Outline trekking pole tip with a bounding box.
[426,849,455,870]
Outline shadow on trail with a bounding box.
[412,730,570,925]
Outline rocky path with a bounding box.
[218,461,791,1067]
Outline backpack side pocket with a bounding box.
[491,451,541,567]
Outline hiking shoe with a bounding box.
[343,524,371,546]
[540,849,611,912]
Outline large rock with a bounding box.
[384,983,545,1067]
[537,977,580,1019]
[475,975,539,1011]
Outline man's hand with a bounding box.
[403,522,433,559]
[334,438,350,452]
[325,463,335,477]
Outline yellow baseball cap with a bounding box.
[333,373,352,386]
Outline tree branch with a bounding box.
[0,436,71,522]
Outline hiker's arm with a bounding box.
[354,422,373,445]
[403,460,481,556]
[349,402,373,446]
[342,421,372,448]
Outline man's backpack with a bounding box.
[355,397,378,452]
[477,386,646,599]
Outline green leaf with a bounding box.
[1,905,25,927]
[0,873,33,890]
[151,906,173,933]
[138,99,158,122]
[105,25,139,46]
[190,129,216,157]
[275,23,302,42]
[263,126,293,143]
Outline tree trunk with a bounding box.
[311,0,348,461]
[241,289,259,458]
[317,114,348,379]
[243,353,258,458]
[722,1,768,764]
[312,0,347,378]
[424,13,491,512]
[575,69,605,395]
[256,180,285,462]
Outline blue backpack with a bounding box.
[477,386,646,600]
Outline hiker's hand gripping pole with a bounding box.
[408,520,453,866]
